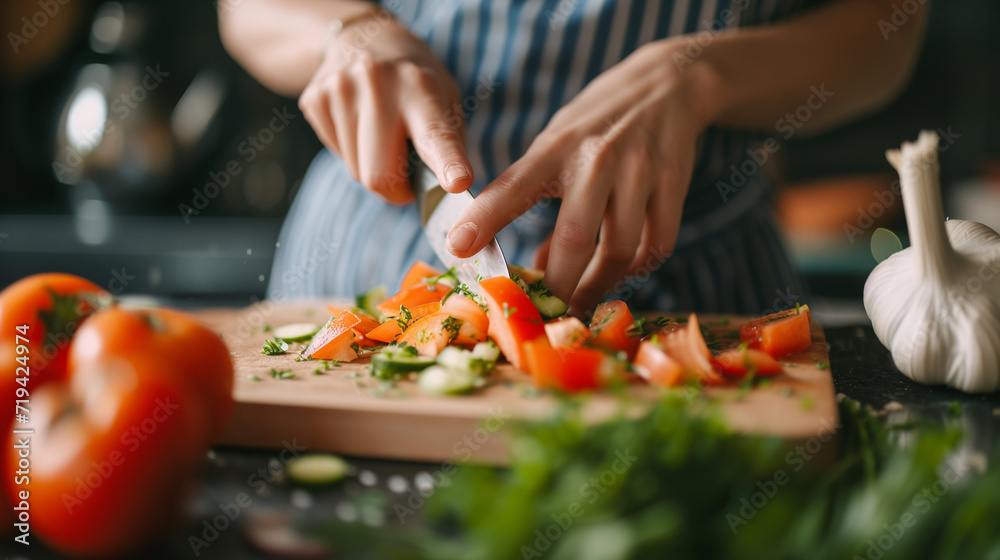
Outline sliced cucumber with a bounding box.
[273,322,322,343]
[286,454,349,485]
[355,285,387,322]
[507,264,545,284]
[470,340,500,363]
[418,365,478,395]
[526,280,568,320]
[371,344,435,380]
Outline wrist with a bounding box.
[320,6,396,61]
[648,37,729,132]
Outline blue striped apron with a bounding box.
[268,0,818,315]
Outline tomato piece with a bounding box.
[399,261,445,291]
[656,314,723,385]
[376,283,451,317]
[524,337,618,392]
[478,276,546,371]
[365,302,442,343]
[6,364,203,557]
[713,348,784,377]
[739,305,812,359]
[634,340,683,387]
[397,312,462,357]
[589,301,641,360]
[327,306,382,346]
[544,316,592,348]
[441,292,490,345]
[304,312,361,361]
[68,307,235,442]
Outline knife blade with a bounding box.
[412,160,509,292]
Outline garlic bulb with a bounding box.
[864,130,1000,393]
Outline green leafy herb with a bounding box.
[800,395,815,410]
[426,267,458,288]
[247,374,262,382]
[503,302,516,318]
[442,316,463,342]
[262,324,272,332]
[396,305,413,332]
[816,362,829,370]
[269,368,295,380]
[261,338,288,355]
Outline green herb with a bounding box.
[312,367,324,375]
[757,379,772,389]
[247,374,262,382]
[325,360,341,370]
[948,401,962,416]
[262,324,272,332]
[503,302,516,318]
[476,274,485,282]
[707,316,729,327]
[444,284,488,312]
[800,395,815,410]
[442,316,463,342]
[737,341,749,352]
[816,362,829,370]
[343,372,360,379]
[396,305,413,332]
[261,338,288,355]
[269,368,295,380]
[426,267,458,288]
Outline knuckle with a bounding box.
[601,240,635,267]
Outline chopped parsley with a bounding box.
[396,305,413,332]
[269,368,295,380]
[261,339,288,355]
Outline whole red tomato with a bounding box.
[7,358,203,556]
[69,307,235,442]
[0,273,109,404]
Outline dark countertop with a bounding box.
[12,324,1000,560]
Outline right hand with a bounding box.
[298,13,474,204]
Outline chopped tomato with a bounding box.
[713,348,783,376]
[304,312,360,361]
[400,261,444,291]
[398,312,462,357]
[634,340,683,387]
[365,302,442,343]
[507,264,545,284]
[524,337,618,392]
[327,305,382,346]
[544,316,592,348]
[376,283,451,317]
[589,301,640,359]
[441,292,489,345]
[739,305,812,359]
[478,276,546,371]
[655,314,722,385]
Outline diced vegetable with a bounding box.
[713,347,783,377]
[470,340,500,363]
[417,342,499,395]
[441,291,490,345]
[524,280,568,320]
[400,261,444,291]
[590,301,641,360]
[327,306,383,346]
[285,454,349,485]
[544,316,592,348]
[739,305,812,359]
[524,337,619,392]
[656,314,722,385]
[507,264,545,284]
[376,283,451,317]
[478,276,546,371]
[418,366,476,395]
[634,340,683,387]
[354,285,387,321]
[398,312,463,357]
[273,322,321,343]
[302,313,360,362]
[370,343,435,380]
[365,302,442,343]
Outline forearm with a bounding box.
[677,0,928,135]
[218,0,376,97]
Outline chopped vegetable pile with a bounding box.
[273,261,816,395]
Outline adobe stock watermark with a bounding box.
[53,65,170,183]
[853,455,975,560]
[178,106,296,223]
[726,417,841,534]
[520,449,639,559]
[544,0,582,29]
[393,407,510,524]
[7,0,72,54]
[877,0,929,41]
[188,440,306,556]
[717,85,833,202]
[61,396,183,514]
[844,126,960,244]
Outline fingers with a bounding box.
[447,154,556,258]
[569,184,648,314]
[330,77,359,179]
[355,68,413,205]
[533,234,553,270]
[299,87,340,158]
[542,163,615,303]
[400,67,473,193]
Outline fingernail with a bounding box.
[443,164,469,188]
[447,222,478,255]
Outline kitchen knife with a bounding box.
[412,160,509,292]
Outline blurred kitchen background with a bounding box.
[2,0,999,323]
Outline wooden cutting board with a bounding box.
[194,301,837,465]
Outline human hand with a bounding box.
[298,13,473,204]
[446,40,719,315]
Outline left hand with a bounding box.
[445,40,719,315]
